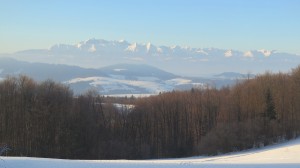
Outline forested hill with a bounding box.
[0,66,300,159]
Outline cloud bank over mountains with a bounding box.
[2,38,300,76]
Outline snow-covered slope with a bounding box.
[2,138,300,167]
[3,38,300,76]
[0,58,246,95]
[65,63,207,95]
[66,76,206,95]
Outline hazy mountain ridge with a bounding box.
[3,38,299,76]
[0,57,105,81]
[0,58,249,95]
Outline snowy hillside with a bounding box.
[0,58,245,95]
[2,138,300,168]
[65,64,206,95]
[2,38,300,76]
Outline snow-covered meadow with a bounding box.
[66,75,201,95]
[2,137,300,168]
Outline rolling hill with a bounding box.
[0,57,251,95]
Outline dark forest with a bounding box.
[1,66,300,159]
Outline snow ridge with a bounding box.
[48,38,279,59]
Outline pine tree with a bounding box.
[265,88,276,120]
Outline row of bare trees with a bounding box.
[1,66,300,159]
[0,76,73,158]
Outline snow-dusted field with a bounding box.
[66,76,196,94]
[2,138,300,168]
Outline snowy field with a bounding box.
[2,137,300,168]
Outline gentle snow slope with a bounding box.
[2,138,300,168]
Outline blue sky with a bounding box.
[0,0,299,54]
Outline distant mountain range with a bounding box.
[0,58,250,95]
[1,38,300,76]
[0,38,299,95]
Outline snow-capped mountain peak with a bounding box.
[146,42,152,52]
[88,44,96,52]
[224,50,233,57]
[258,49,272,57]
[116,39,129,45]
[244,51,254,58]
[76,43,82,49]
[118,39,126,43]
[84,38,107,45]
[126,42,138,52]
[10,38,300,76]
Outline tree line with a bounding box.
[0,66,300,159]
